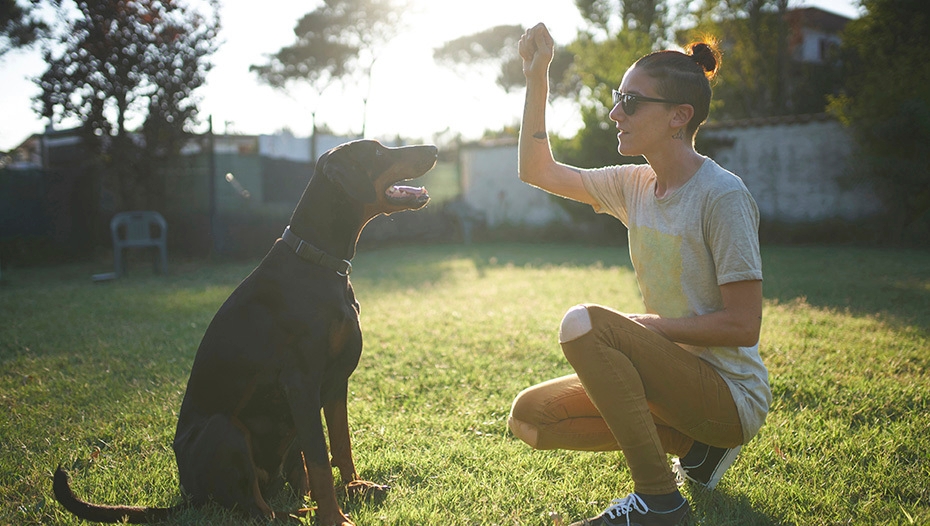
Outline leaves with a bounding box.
[33,0,220,210]
[0,0,49,56]
[35,0,219,141]
[829,0,930,229]
[251,0,407,96]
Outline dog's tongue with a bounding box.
[386,185,427,199]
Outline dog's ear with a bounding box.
[323,157,378,203]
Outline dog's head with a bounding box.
[318,139,437,216]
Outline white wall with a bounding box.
[459,142,570,227]
[702,116,881,222]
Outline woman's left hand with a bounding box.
[626,313,671,340]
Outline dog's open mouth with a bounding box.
[385,184,429,206]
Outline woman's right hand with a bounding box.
[519,23,554,80]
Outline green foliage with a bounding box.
[828,0,930,231]
[432,24,577,97]
[551,28,651,173]
[576,0,672,45]
[1,243,928,525]
[677,0,848,120]
[33,0,219,210]
[251,0,409,136]
[433,25,525,93]
[552,105,628,170]
[35,0,219,140]
[0,0,48,56]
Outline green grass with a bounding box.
[1,243,928,525]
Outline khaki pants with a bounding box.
[508,304,743,495]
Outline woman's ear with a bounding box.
[671,104,695,130]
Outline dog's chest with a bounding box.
[327,310,360,359]
[323,289,363,366]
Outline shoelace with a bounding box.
[603,493,649,524]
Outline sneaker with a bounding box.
[568,493,690,526]
[672,442,741,490]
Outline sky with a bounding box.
[0,0,863,152]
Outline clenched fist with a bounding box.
[519,22,555,81]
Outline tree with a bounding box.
[547,0,673,169]
[251,0,408,151]
[558,29,655,166]
[678,0,792,119]
[35,0,219,210]
[828,0,930,240]
[0,0,48,57]
[433,24,577,98]
[575,0,672,46]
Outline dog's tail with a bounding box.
[53,465,180,524]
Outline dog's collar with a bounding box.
[281,226,352,276]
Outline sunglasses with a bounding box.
[612,89,687,115]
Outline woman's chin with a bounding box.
[617,143,638,158]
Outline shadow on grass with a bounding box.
[689,488,787,525]
[762,246,930,332]
[352,242,633,293]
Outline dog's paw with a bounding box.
[341,479,390,500]
[315,513,354,526]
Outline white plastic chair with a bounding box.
[110,211,168,277]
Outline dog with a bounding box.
[54,139,438,524]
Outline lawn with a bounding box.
[1,242,928,525]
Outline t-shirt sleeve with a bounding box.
[579,165,643,226]
[706,188,763,285]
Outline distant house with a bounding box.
[681,6,852,118]
[784,7,850,64]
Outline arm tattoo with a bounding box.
[532,131,548,140]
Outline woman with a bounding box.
[509,23,771,526]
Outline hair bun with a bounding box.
[689,42,720,79]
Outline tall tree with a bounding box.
[829,0,930,240]
[558,29,655,167]
[251,0,408,150]
[35,0,219,210]
[575,0,671,45]
[680,0,796,119]
[550,0,669,168]
[0,0,48,57]
[433,24,577,97]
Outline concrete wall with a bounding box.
[702,115,881,222]
[459,141,569,227]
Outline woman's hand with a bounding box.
[626,313,671,340]
[519,23,554,81]
[626,280,763,348]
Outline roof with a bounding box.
[703,112,837,130]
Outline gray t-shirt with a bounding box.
[580,158,771,443]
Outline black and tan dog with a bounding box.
[54,139,437,525]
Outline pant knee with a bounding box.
[507,414,540,449]
[559,304,592,344]
[508,388,540,448]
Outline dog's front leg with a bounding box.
[284,373,353,526]
[324,392,389,499]
[323,390,357,484]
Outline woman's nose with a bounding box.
[609,102,624,124]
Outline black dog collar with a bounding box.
[281,226,352,276]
